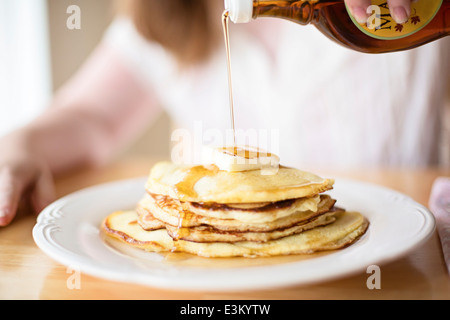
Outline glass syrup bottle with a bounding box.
[224,0,450,53]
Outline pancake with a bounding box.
[102,160,368,259]
[165,210,339,243]
[146,161,334,203]
[183,194,323,223]
[101,210,369,258]
[102,211,172,252]
[137,208,165,231]
[136,194,336,232]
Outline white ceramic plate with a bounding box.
[33,177,435,291]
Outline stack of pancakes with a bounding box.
[102,162,368,258]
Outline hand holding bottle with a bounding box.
[346,0,414,24]
[225,0,449,53]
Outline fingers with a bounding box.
[0,163,55,227]
[345,0,372,24]
[387,0,413,24]
[0,168,23,227]
[30,166,55,215]
[346,0,414,24]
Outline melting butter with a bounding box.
[203,146,280,174]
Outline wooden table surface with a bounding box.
[1,157,449,300]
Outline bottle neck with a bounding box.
[224,0,255,23]
[252,0,315,25]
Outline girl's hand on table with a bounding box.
[0,130,55,227]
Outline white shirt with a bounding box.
[103,17,450,169]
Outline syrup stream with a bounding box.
[222,10,237,147]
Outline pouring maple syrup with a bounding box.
[225,0,450,53]
[170,164,219,251]
[222,11,237,146]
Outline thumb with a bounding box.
[31,166,56,215]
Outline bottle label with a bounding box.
[347,0,443,40]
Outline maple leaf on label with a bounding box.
[395,24,404,32]
[411,16,421,25]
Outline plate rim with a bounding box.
[32,176,436,291]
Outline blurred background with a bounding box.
[1,0,449,168]
[0,0,171,159]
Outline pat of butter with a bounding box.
[203,146,280,174]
